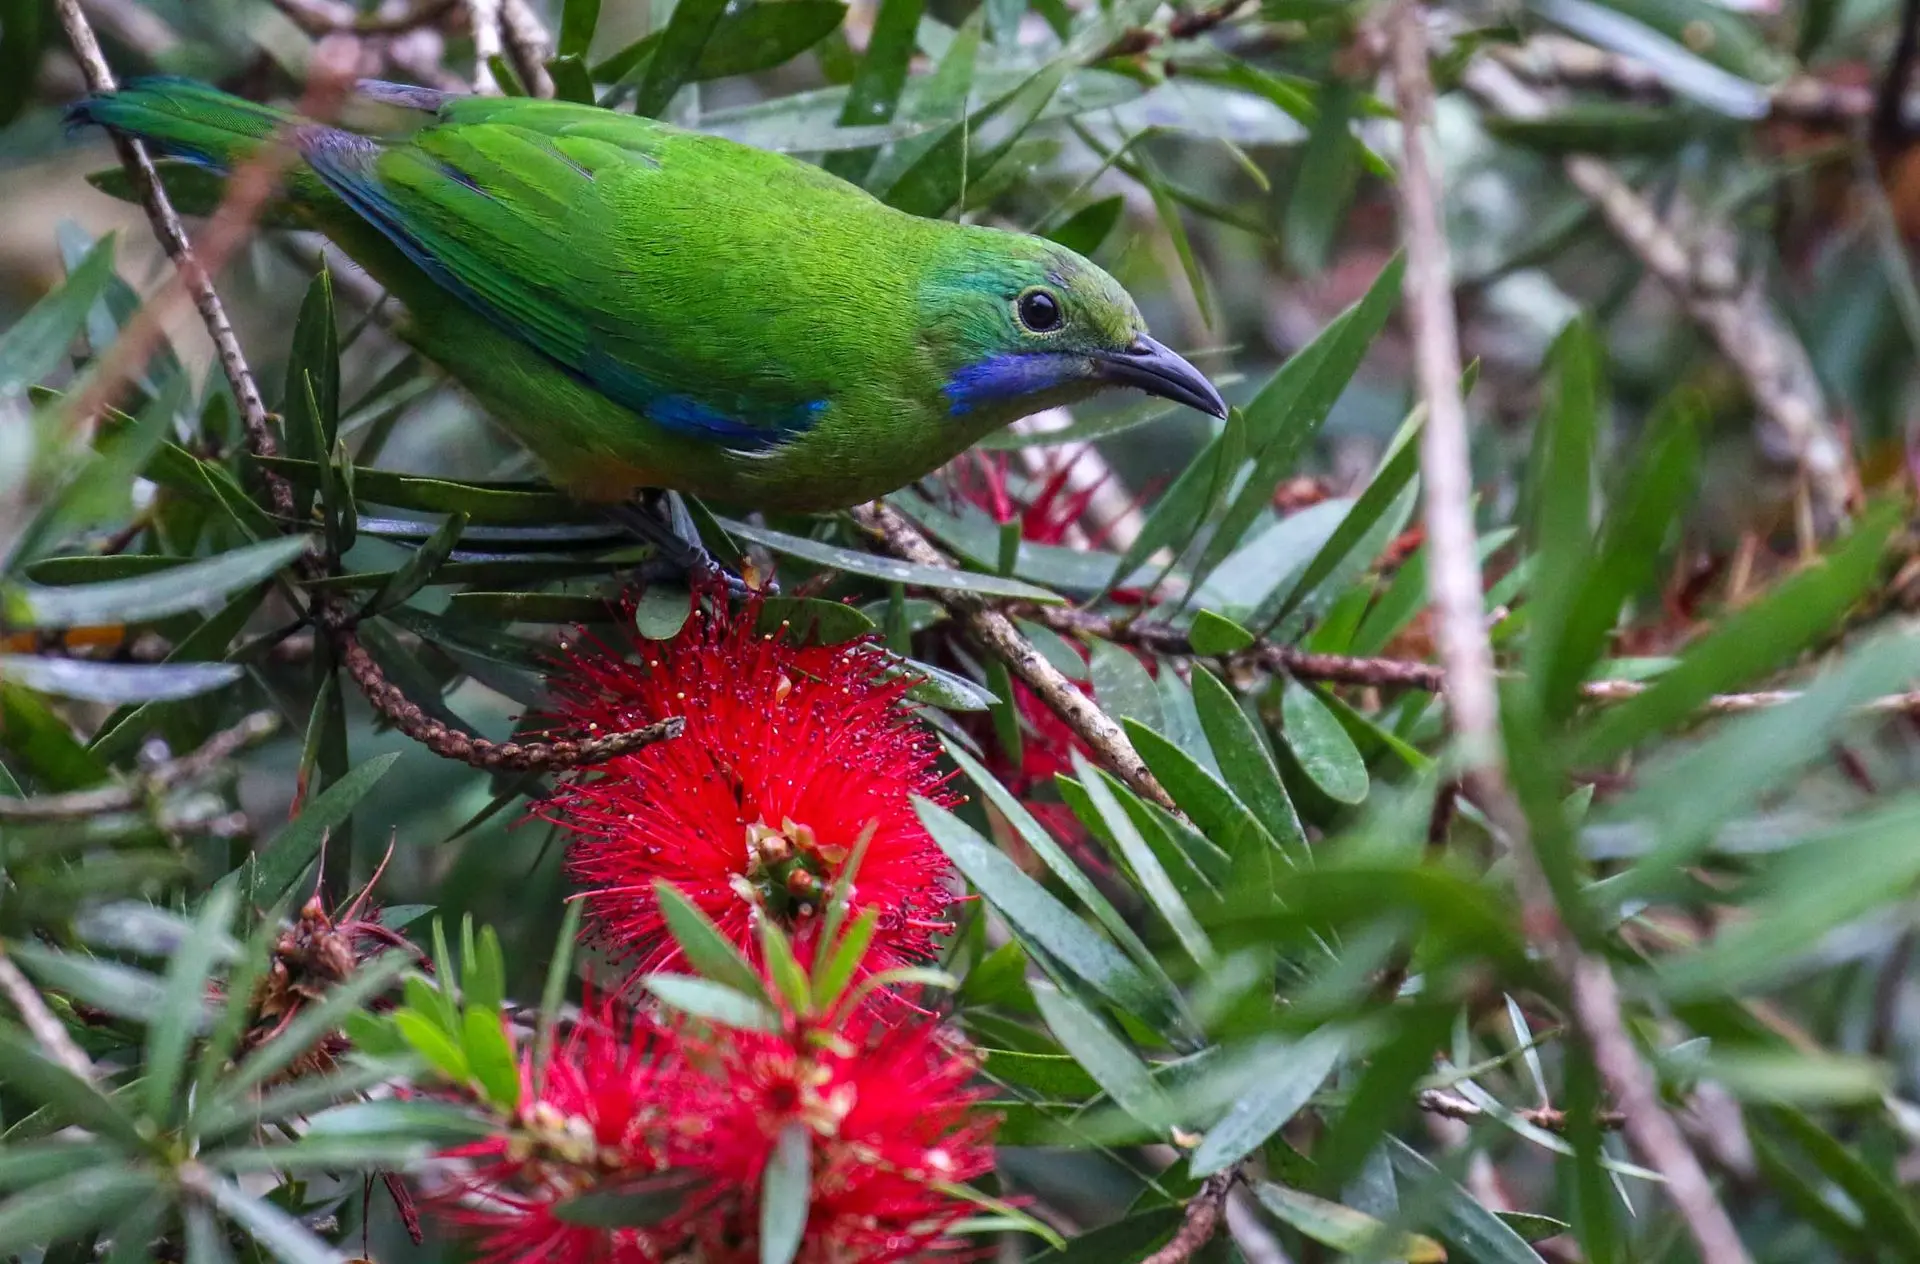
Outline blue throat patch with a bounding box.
[944,352,1089,416]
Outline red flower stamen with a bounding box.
[538,593,959,986]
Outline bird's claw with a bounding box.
[607,496,774,600]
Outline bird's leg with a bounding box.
[606,492,756,599]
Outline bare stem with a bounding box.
[1393,9,1751,1262]
[849,502,1177,812]
[0,946,96,1081]
[1139,1173,1234,1264]
[0,712,279,822]
[1464,56,1851,526]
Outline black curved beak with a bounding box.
[1094,335,1227,419]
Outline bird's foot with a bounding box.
[606,495,767,600]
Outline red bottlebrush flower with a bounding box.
[666,1005,996,1264]
[539,594,959,985]
[437,1000,997,1264]
[949,449,1110,547]
[436,1010,685,1264]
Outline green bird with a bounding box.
[70,79,1225,531]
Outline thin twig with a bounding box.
[500,0,555,98]
[0,946,96,1081]
[320,592,685,770]
[1416,1088,1626,1132]
[1463,56,1851,527]
[0,712,279,821]
[1395,11,1751,1262]
[467,0,503,93]
[1493,37,1876,124]
[849,502,1177,812]
[1028,606,1920,717]
[1139,1173,1234,1264]
[54,1,359,521]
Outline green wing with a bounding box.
[302,99,885,448]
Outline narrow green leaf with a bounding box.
[1192,667,1307,855]
[1264,421,1422,634]
[1281,679,1368,804]
[758,918,811,1015]
[822,0,922,182]
[1607,630,1920,904]
[0,1140,117,1193]
[395,1008,469,1081]
[0,1021,146,1147]
[146,886,238,1126]
[811,907,881,1011]
[758,596,876,645]
[1031,982,1175,1132]
[1045,195,1125,255]
[633,0,729,115]
[560,0,602,56]
[0,235,116,395]
[883,57,1067,218]
[716,516,1062,602]
[363,510,468,616]
[282,269,338,524]
[1070,752,1214,967]
[1252,1182,1447,1261]
[1579,502,1900,762]
[655,880,773,1002]
[1189,609,1255,655]
[1124,719,1283,865]
[1386,1138,1548,1264]
[2,535,311,629]
[1190,1028,1344,1175]
[463,1007,521,1112]
[0,1168,156,1256]
[1087,639,1162,732]
[761,1122,812,1264]
[0,656,242,705]
[915,798,1164,1018]
[204,1174,344,1264]
[252,752,402,904]
[941,738,1162,970]
[599,3,847,95]
[1189,254,1405,592]
[644,973,784,1031]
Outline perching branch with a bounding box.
[318,592,684,771]
[1395,11,1752,1262]
[850,501,1178,813]
[1464,55,1852,528]
[1026,607,1920,719]
[1139,1173,1234,1264]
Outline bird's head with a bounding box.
[918,230,1227,425]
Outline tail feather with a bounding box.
[66,76,300,172]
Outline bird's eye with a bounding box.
[1016,288,1064,333]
